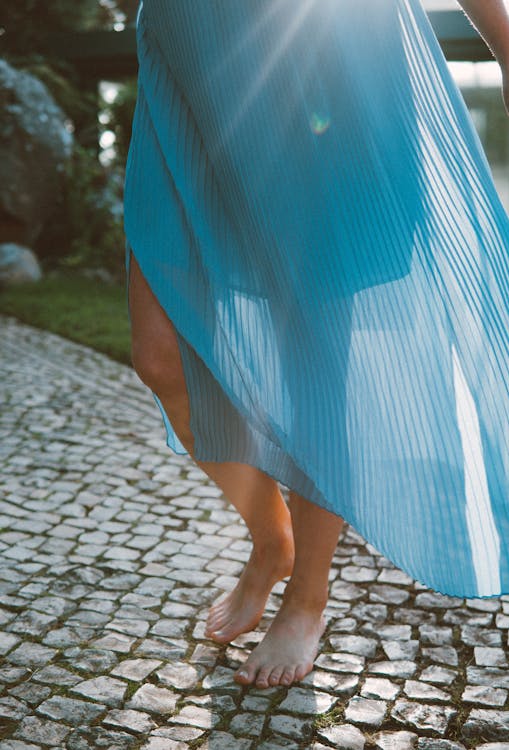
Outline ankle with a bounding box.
[282,579,329,614]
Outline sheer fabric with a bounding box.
[124,0,509,597]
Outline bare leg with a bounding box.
[234,490,345,688]
[128,252,294,642]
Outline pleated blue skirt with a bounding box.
[124,0,509,598]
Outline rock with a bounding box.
[87,633,135,654]
[149,726,204,742]
[403,680,449,702]
[317,723,366,749]
[37,694,106,725]
[374,731,418,750]
[201,666,240,693]
[302,670,359,695]
[418,625,453,645]
[461,626,502,647]
[0,631,21,654]
[345,696,387,727]
[231,711,272,737]
[126,683,178,714]
[467,667,509,689]
[382,640,419,660]
[373,624,412,641]
[474,647,507,667]
[15,714,71,745]
[266,714,313,740]
[421,646,458,666]
[349,604,388,624]
[329,635,378,658]
[0,59,72,244]
[278,687,336,715]
[418,741,466,750]
[200,732,252,750]
[419,665,457,685]
[156,660,200,689]
[461,686,507,706]
[30,664,81,686]
[391,700,457,736]
[315,652,365,674]
[8,681,51,706]
[369,660,417,678]
[110,658,162,682]
[171,704,219,729]
[66,726,139,749]
[396,609,437,626]
[341,565,378,582]
[102,708,157,733]
[361,677,400,701]
[0,696,30,720]
[443,609,492,626]
[330,581,365,600]
[461,709,509,741]
[467,598,500,612]
[414,592,463,609]
[0,243,42,285]
[6,641,57,667]
[369,584,410,605]
[70,675,128,706]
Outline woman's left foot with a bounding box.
[204,531,295,644]
[233,594,327,688]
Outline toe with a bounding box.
[254,666,273,689]
[207,601,229,622]
[234,663,256,685]
[207,596,229,616]
[208,627,235,644]
[205,610,228,633]
[280,666,296,686]
[268,665,285,686]
[294,662,313,682]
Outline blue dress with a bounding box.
[124,0,509,598]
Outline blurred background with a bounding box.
[0,0,508,363]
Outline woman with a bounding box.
[124,0,509,690]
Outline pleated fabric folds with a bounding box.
[124,0,509,597]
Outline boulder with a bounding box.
[0,243,43,285]
[0,58,73,245]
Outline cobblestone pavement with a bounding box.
[1,313,509,750]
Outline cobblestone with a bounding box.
[1,315,509,748]
[317,722,365,748]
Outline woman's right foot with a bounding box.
[233,592,327,688]
[204,529,295,644]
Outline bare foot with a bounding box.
[233,595,327,688]
[204,532,294,644]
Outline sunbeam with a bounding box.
[209,0,327,146]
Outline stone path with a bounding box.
[0,313,508,750]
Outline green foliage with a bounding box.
[37,144,125,280]
[104,78,137,166]
[1,1,115,57]
[1,1,136,277]
[0,273,131,365]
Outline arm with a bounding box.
[455,0,509,113]
[456,0,509,65]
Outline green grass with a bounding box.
[0,273,132,365]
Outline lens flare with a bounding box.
[310,111,331,135]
